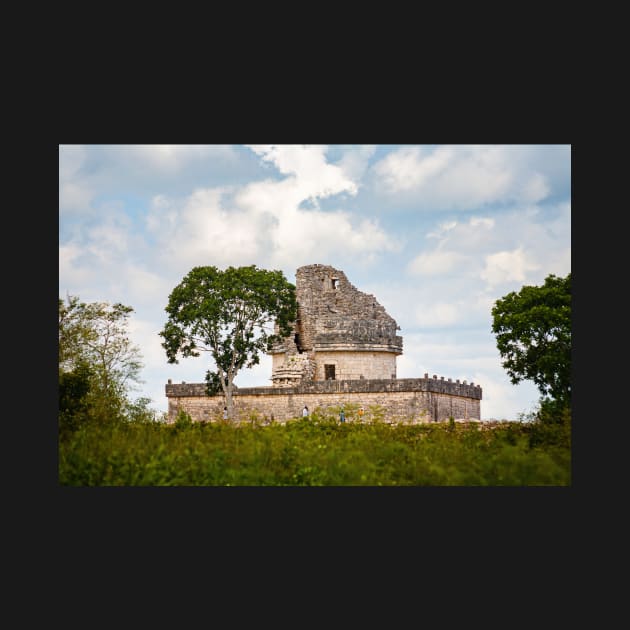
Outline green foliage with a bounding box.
[125,397,164,424]
[204,370,222,396]
[59,295,145,430]
[528,403,571,449]
[59,295,96,369]
[59,295,143,390]
[367,404,386,424]
[174,409,193,429]
[59,362,94,435]
[159,265,297,418]
[59,418,571,486]
[492,273,571,408]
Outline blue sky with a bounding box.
[59,144,571,420]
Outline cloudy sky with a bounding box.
[59,144,571,420]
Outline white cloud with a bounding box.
[59,242,93,290]
[60,207,147,301]
[268,211,398,269]
[134,144,403,304]
[59,145,95,214]
[146,187,269,271]
[235,176,306,216]
[60,182,94,214]
[59,145,242,220]
[546,201,571,242]
[407,206,569,292]
[372,145,558,210]
[127,144,236,170]
[128,316,167,372]
[360,279,483,333]
[146,182,398,276]
[59,145,87,179]
[520,172,550,203]
[407,250,467,276]
[247,145,358,199]
[480,247,540,287]
[336,145,377,182]
[470,369,540,421]
[85,209,133,259]
[439,146,513,207]
[427,220,458,239]
[469,217,495,229]
[121,267,173,309]
[407,215,496,279]
[414,301,461,327]
[235,147,399,268]
[373,145,454,192]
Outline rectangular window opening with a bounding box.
[325,365,336,380]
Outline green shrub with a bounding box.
[174,409,193,428]
[59,416,571,486]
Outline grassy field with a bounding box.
[58,409,571,486]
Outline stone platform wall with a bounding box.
[165,375,481,424]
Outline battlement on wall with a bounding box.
[166,375,482,400]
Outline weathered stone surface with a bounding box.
[166,376,482,399]
[270,264,402,385]
[166,377,482,423]
[166,385,481,424]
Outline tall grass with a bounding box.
[59,413,571,486]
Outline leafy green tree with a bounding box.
[491,273,571,411]
[59,295,95,371]
[125,396,166,423]
[59,361,94,435]
[59,295,144,423]
[160,265,297,420]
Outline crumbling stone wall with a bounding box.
[270,264,402,385]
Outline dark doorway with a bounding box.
[325,364,336,380]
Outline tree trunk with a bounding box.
[225,371,235,422]
[225,385,234,421]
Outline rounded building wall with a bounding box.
[314,351,397,381]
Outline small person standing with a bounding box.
[223,406,228,420]
[339,407,346,423]
[302,405,309,418]
[358,406,365,421]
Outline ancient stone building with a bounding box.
[165,263,482,423]
[270,264,403,386]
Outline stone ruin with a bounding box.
[270,263,403,386]
[165,263,482,423]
